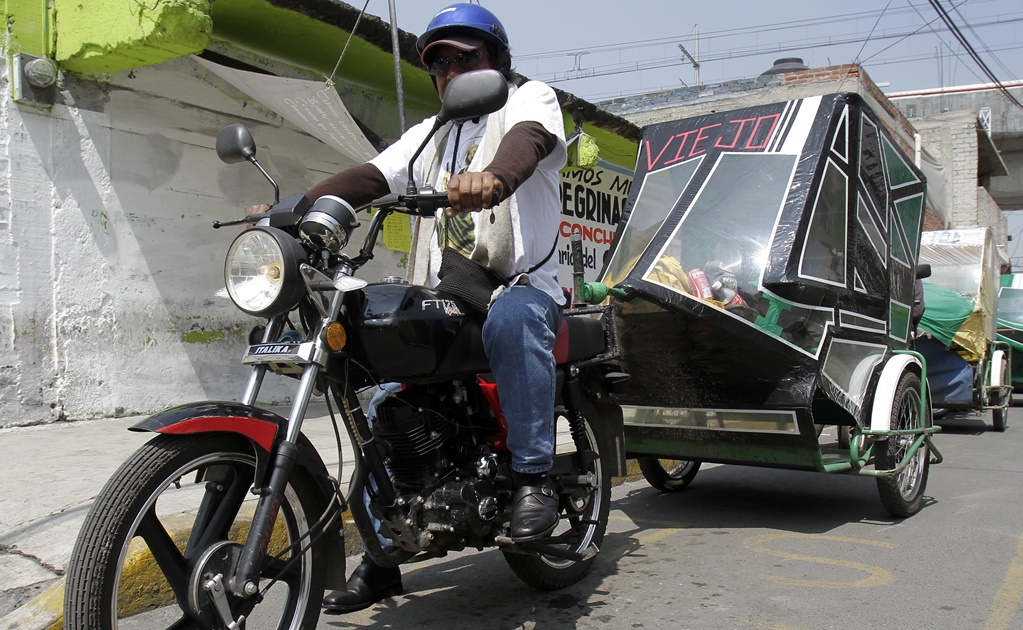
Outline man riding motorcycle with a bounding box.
[297,3,569,613]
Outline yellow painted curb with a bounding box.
[0,578,63,630]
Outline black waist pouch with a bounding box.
[436,247,507,316]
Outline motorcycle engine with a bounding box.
[371,385,508,550]
[372,394,450,490]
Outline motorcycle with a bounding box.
[63,69,627,629]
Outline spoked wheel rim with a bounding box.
[663,459,698,480]
[540,413,605,570]
[893,386,926,500]
[110,449,314,629]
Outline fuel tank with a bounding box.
[353,281,490,381]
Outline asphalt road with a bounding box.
[313,409,1023,630]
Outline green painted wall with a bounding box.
[208,0,437,142]
[53,0,211,74]
[4,0,55,56]
[565,114,638,172]
[211,0,435,100]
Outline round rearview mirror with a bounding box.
[436,69,509,124]
[216,124,257,164]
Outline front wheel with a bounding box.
[64,433,326,629]
[992,356,1011,432]
[992,400,1010,432]
[503,405,612,591]
[638,457,701,492]
[875,372,930,518]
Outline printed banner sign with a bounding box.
[558,161,634,291]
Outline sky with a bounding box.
[383,0,1023,103]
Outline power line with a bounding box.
[537,15,1023,88]
[884,0,986,87]
[517,0,1011,61]
[927,0,1023,111]
[581,42,1023,103]
[951,1,1015,78]
[853,0,893,65]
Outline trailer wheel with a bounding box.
[638,458,701,492]
[838,426,851,449]
[992,406,1009,432]
[992,355,1010,432]
[875,372,930,518]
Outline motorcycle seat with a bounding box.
[554,316,606,364]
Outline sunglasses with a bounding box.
[427,48,488,76]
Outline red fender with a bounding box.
[130,401,283,452]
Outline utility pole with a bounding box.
[387,0,406,132]
[677,24,700,87]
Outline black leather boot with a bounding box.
[322,555,403,613]
[510,475,559,541]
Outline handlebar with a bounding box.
[367,188,500,218]
[352,188,502,265]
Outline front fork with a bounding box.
[333,386,411,569]
[229,347,323,597]
[228,280,350,597]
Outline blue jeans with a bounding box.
[483,285,562,475]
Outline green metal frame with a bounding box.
[816,349,943,477]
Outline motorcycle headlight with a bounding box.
[225,226,307,317]
[299,195,360,255]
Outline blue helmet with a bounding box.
[416,3,510,63]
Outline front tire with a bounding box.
[875,372,930,518]
[993,397,1010,432]
[503,405,611,591]
[638,458,701,492]
[64,433,326,629]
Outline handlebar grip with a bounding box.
[416,192,450,217]
[405,189,501,217]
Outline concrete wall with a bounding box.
[913,111,979,226]
[889,82,1023,211]
[910,110,1008,260]
[978,189,1008,264]
[0,57,403,427]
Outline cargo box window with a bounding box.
[601,157,702,285]
[644,152,796,302]
[798,159,848,287]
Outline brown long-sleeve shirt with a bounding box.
[304,121,557,207]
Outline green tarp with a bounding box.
[917,229,998,363]
[919,283,984,360]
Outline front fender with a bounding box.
[131,401,335,495]
[990,349,1008,388]
[131,401,282,452]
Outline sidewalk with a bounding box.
[0,403,357,629]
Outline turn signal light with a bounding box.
[325,321,347,351]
